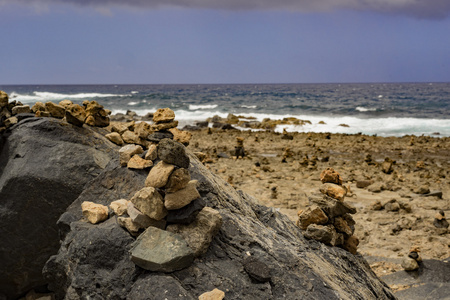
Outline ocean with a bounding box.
[1,83,449,137]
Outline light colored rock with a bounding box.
[0,90,8,107]
[31,102,46,113]
[166,207,222,257]
[134,121,153,138]
[296,205,328,230]
[127,202,166,229]
[45,102,65,118]
[4,117,18,128]
[59,99,73,108]
[169,127,192,146]
[12,105,31,115]
[117,217,140,235]
[81,201,109,224]
[35,111,50,117]
[109,199,129,216]
[153,107,175,123]
[130,226,194,272]
[85,114,110,127]
[144,144,158,161]
[65,104,86,126]
[122,130,142,145]
[165,168,190,193]
[119,144,144,166]
[320,168,343,185]
[308,194,356,218]
[105,132,124,146]
[319,183,347,201]
[401,257,419,271]
[151,120,178,131]
[111,121,135,134]
[130,187,167,220]
[198,288,225,300]
[145,161,175,188]
[127,154,153,169]
[164,180,200,210]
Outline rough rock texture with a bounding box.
[145,161,175,188]
[130,187,167,221]
[164,180,200,210]
[43,147,396,299]
[81,201,109,224]
[157,138,190,169]
[0,117,117,299]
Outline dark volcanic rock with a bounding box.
[147,131,173,143]
[157,138,190,169]
[43,150,396,299]
[243,256,271,283]
[166,197,206,224]
[0,117,117,299]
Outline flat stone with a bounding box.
[164,180,200,210]
[165,168,190,193]
[81,201,109,224]
[105,132,124,146]
[45,102,65,118]
[130,187,167,220]
[65,104,86,126]
[166,197,206,225]
[243,256,271,283]
[319,183,347,201]
[130,226,194,272]
[119,144,144,166]
[127,202,166,229]
[422,190,443,199]
[109,199,129,216]
[12,105,31,115]
[35,111,51,117]
[356,180,374,189]
[296,205,328,230]
[127,154,153,169]
[145,161,175,188]
[151,120,178,131]
[198,288,225,300]
[144,144,158,161]
[303,224,337,246]
[122,130,141,144]
[153,108,175,123]
[320,168,343,185]
[168,127,192,146]
[309,194,356,218]
[134,121,153,139]
[148,131,174,143]
[157,138,190,169]
[166,207,222,257]
[111,121,135,134]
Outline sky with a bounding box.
[0,0,450,84]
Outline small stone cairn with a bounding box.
[401,246,421,271]
[82,108,223,273]
[296,168,359,254]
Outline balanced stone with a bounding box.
[148,131,174,143]
[127,154,153,169]
[130,227,194,272]
[144,144,158,161]
[145,161,175,188]
[45,102,65,118]
[153,107,175,123]
[119,144,144,166]
[342,235,359,255]
[157,138,190,169]
[165,168,190,193]
[333,217,353,236]
[166,207,222,257]
[109,199,129,216]
[65,104,86,126]
[320,168,343,185]
[166,197,206,225]
[297,205,328,230]
[134,121,153,139]
[117,217,140,235]
[164,180,200,210]
[401,257,419,271]
[303,224,337,246]
[127,202,166,229]
[169,127,192,146]
[81,201,109,224]
[309,194,356,218]
[31,102,46,113]
[105,132,124,146]
[111,121,135,135]
[130,187,167,221]
[151,120,178,131]
[319,183,347,201]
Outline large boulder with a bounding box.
[43,148,396,299]
[0,117,118,299]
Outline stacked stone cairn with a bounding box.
[401,246,422,271]
[296,167,359,254]
[82,108,223,273]
[0,90,34,133]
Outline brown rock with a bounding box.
[65,104,86,126]
[303,224,338,246]
[59,99,73,108]
[297,205,328,230]
[342,235,359,254]
[35,111,51,117]
[117,217,140,235]
[401,257,419,271]
[356,180,374,189]
[145,161,175,188]
[319,183,347,201]
[105,132,124,146]
[127,202,166,229]
[119,144,144,166]
[135,121,153,139]
[127,154,153,169]
[111,121,135,134]
[320,168,343,185]
[4,117,18,128]
[413,185,430,195]
[381,158,394,174]
[31,102,46,113]
[333,217,353,236]
[166,207,222,257]
[144,144,158,161]
[122,130,142,145]
[130,187,167,220]
[370,200,383,211]
[165,168,191,193]
[151,120,178,131]
[109,199,129,216]
[45,102,65,118]
[164,180,200,210]
[12,105,31,115]
[81,201,109,224]
[169,127,192,146]
[85,114,110,127]
[198,288,225,300]
[153,108,175,123]
[0,90,8,108]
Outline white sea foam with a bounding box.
[128,102,139,106]
[240,105,257,109]
[188,104,218,110]
[131,91,139,94]
[355,107,377,112]
[9,91,127,104]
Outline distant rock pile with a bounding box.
[0,90,33,132]
[82,108,222,273]
[297,167,359,254]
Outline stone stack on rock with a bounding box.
[0,90,33,133]
[82,108,222,273]
[401,246,422,271]
[296,167,359,254]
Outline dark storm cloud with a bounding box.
[2,0,450,19]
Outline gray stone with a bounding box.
[243,256,271,283]
[127,275,194,300]
[127,202,166,229]
[130,227,194,272]
[166,197,206,225]
[157,138,190,169]
[303,224,337,246]
[148,131,173,143]
[308,193,357,218]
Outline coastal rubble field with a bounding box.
[187,128,450,276]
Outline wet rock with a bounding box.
[166,197,206,225]
[243,256,271,283]
[320,167,343,185]
[109,199,129,216]
[157,138,190,169]
[296,205,329,230]
[165,168,191,193]
[145,161,175,188]
[319,183,347,201]
[65,104,86,126]
[119,144,144,166]
[130,226,194,272]
[127,154,153,169]
[81,201,109,224]
[166,207,222,257]
[164,180,200,210]
[105,132,124,146]
[153,107,175,123]
[130,187,167,221]
[45,102,65,118]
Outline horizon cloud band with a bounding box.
[1,0,450,20]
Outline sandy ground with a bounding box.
[186,128,450,277]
